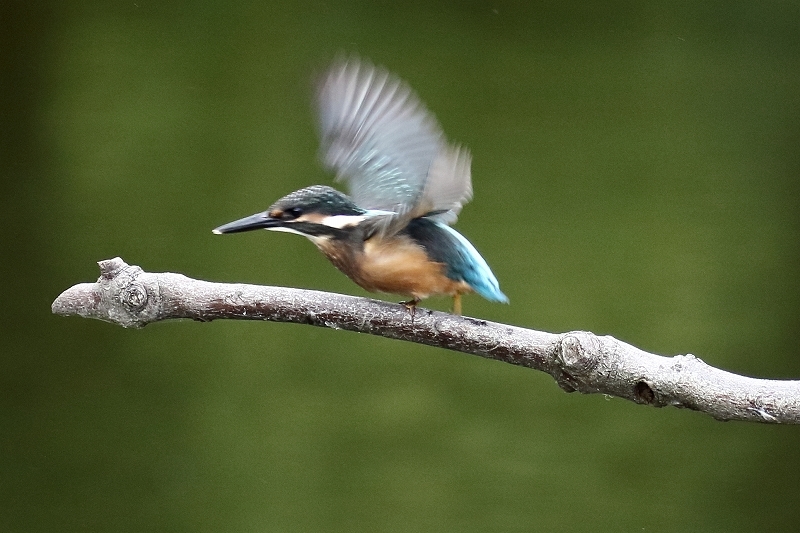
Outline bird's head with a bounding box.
[212,185,368,241]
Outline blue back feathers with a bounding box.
[404,218,508,303]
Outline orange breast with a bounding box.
[316,234,472,299]
[357,235,471,299]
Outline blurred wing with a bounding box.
[419,143,473,225]
[316,57,472,231]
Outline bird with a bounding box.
[213,56,507,315]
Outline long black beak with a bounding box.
[212,212,282,234]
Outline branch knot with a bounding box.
[555,331,602,392]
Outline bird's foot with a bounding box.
[399,298,420,320]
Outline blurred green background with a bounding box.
[3,1,799,531]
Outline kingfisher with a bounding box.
[213,57,508,315]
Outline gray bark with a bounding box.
[52,257,800,424]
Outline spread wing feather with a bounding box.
[316,56,472,234]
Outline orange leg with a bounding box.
[452,293,462,316]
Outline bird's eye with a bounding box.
[284,207,303,219]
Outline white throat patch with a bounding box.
[266,226,307,237]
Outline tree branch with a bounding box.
[52,257,800,424]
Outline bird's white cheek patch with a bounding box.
[320,215,368,229]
